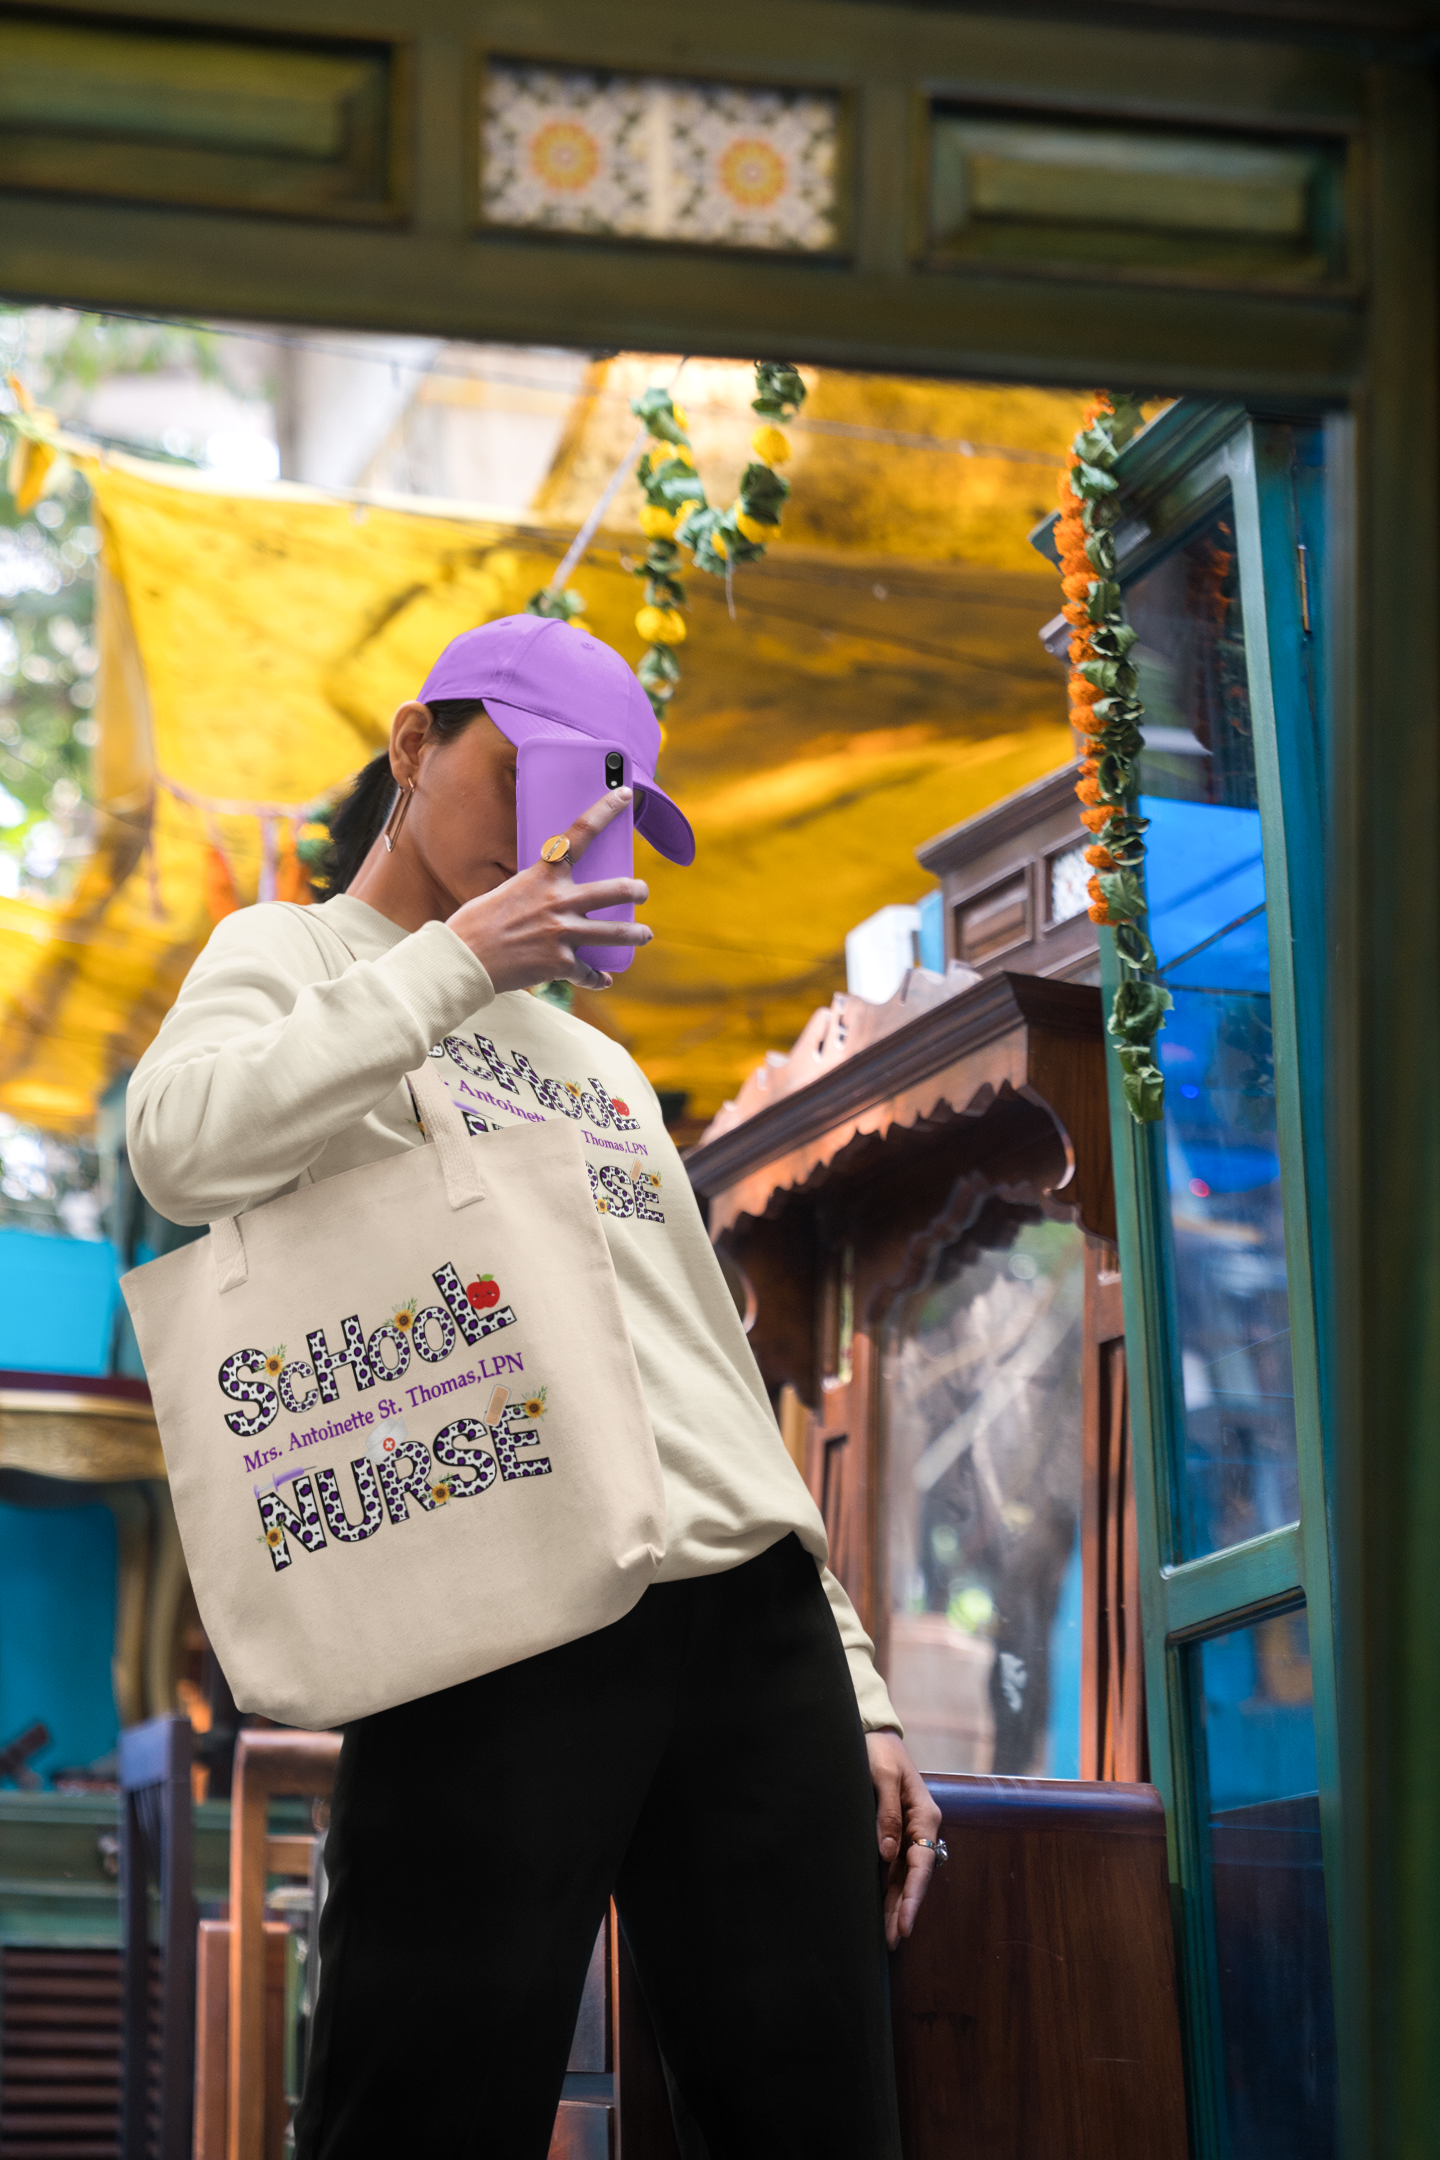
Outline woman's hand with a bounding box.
[445,788,652,993]
[866,1731,944,1950]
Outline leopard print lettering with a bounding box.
[441,1034,480,1076]
[493,1404,552,1482]
[411,1304,457,1364]
[257,1475,326,1571]
[314,1458,386,1543]
[220,1351,278,1439]
[431,1415,499,1498]
[278,1360,318,1415]
[510,1051,571,1115]
[307,1315,376,1405]
[597,1164,635,1220]
[366,1321,411,1383]
[376,1439,442,1523]
[472,1034,522,1095]
[608,1094,640,1132]
[582,1080,614,1129]
[461,1109,489,1136]
[432,1261,517,1349]
[631,1169,665,1224]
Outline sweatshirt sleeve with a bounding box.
[819,1563,903,1735]
[126,906,494,1225]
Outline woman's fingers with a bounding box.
[872,1756,904,1867]
[866,1733,945,1950]
[565,786,633,865]
[905,1757,943,1845]
[557,915,653,949]
[444,785,653,994]
[886,1841,938,1950]
[889,1758,944,1946]
[559,957,613,992]
[563,875,650,912]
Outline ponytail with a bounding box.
[316,699,489,892]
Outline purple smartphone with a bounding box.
[516,737,637,973]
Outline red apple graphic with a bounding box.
[466,1274,500,1311]
[611,1098,630,1117]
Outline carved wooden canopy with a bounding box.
[686,968,1114,1249]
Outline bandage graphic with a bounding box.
[483,1384,509,1430]
[364,1412,408,1466]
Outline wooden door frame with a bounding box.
[1,5,1435,2152]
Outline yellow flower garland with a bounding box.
[528,364,807,730]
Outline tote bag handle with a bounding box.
[211,1057,483,1294]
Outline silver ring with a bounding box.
[911,1836,949,1866]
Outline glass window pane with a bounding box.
[881,1207,1084,1775]
[1124,508,1300,1558]
[1193,1608,1337,2158]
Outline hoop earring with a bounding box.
[382,780,416,853]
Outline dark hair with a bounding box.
[321,698,488,892]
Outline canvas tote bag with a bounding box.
[122,1053,666,1728]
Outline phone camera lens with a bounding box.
[605,753,624,789]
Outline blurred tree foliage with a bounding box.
[0,309,233,899]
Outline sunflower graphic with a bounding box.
[562,1079,582,1100]
[522,1388,548,1420]
[265,1526,284,1549]
[263,1346,286,1379]
[430,1480,452,1506]
[393,1298,419,1333]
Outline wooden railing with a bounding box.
[193,1749,1187,2159]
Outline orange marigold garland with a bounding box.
[1059,394,1171,1124]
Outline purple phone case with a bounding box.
[516,738,637,973]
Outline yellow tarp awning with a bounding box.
[0,364,1083,1131]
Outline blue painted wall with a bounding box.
[0,1231,120,1375]
[917,887,945,974]
[0,1501,118,1779]
[1045,1531,1083,1779]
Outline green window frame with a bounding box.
[1102,402,1341,2157]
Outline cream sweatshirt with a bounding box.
[126,894,899,1733]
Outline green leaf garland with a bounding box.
[1055,394,1173,1124]
[527,364,808,731]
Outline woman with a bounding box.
[128,614,942,2158]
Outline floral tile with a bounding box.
[482,62,840,252]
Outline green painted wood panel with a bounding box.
[0,0,1380,387]
[1100,406,1343,2160]
[0,8,1432,2156]
[929,112,1350,286]
[0,15,399,218]
[1159,1523,1305,1639]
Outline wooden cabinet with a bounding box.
[890,1778,1186,2159]
[917,764,1101,987]
[688,960,1138,1783]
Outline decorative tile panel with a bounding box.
[481,62,840,252]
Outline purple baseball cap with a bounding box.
[419,614,695,867]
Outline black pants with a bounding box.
[293,1534,901,2159]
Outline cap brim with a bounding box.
[633,778,696,867]
[483,699,696,866]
